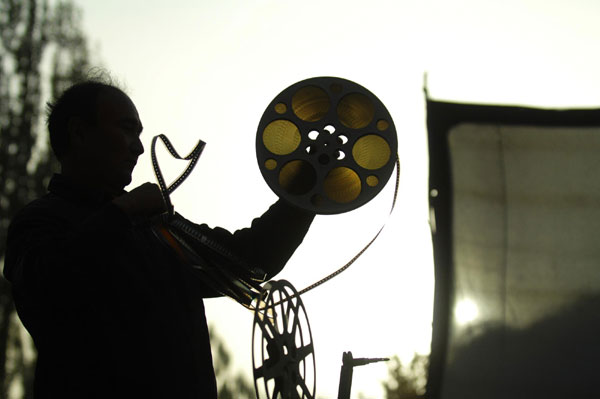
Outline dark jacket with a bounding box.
[3,174,314,398]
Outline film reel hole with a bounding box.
[337,93,375,129]
[335,150,345,160]
[274,103,287,114]
[279,160,316,195]
[305,145,316,155]
[367,175,379,186]
[292,86,330,122]
[308,130,319,140]
[337,135,348,144]
[324,125,335,134]
[352,134,391,170]
[324,167,361,203]
[377,119,389,131]
[263,120,301,155]
[265,159,277,170]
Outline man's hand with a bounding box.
[112,182,167,222]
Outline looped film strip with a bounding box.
[151,134,206,214]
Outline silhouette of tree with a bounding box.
[382,353,428,399]
[0,0,90,397]
[209,325,255,399]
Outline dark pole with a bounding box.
[337,351,389,399]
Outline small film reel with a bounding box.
[252,280,316,399]
[256,76,398,214]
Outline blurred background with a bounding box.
[1,0,599,398]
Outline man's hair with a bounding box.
[46,79,125,160]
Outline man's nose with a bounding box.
[131,136,144,156]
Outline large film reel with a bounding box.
[256,76,398,214]
[252,280,316,399]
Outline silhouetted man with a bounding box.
[4,80,314,398]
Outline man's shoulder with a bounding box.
[9,192,73,227]
[17,191,68,213]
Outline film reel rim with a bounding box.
[252,280,316,399]
[256,76,398,215]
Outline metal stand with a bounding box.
[337,351,389,399]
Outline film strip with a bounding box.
[151,134,205,215]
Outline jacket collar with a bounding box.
[48,174,125,205]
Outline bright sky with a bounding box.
[76,1,600,398]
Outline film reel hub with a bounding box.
[256,77,398,214]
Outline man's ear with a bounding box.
[67,116,87,149]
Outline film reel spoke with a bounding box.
[254,360,280,381]
[295,343,314,362]
[296,377,313,398]
[256,314,276,339]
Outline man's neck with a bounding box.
[60,164,122,198]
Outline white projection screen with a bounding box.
[426,100,600,399]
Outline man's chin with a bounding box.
[108,173,133,194]
[120,173,133,189]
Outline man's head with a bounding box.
[47,81,144,194]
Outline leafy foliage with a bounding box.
[0,0,90,397]
[209,325,255,399]
[382,354,429,399]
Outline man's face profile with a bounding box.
[70,89,144,194]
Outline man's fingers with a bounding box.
[113,182,167,219]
